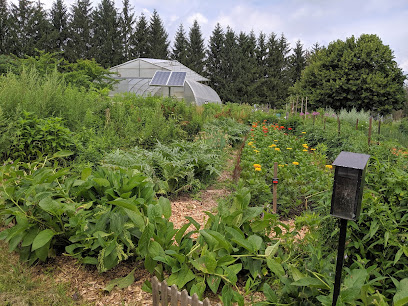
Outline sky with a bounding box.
[12,0,408,74]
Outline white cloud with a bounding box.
[187,13,209,25]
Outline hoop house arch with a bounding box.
[109,58,221,105]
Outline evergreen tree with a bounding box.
[236,31,257,103]
[66,0,92,62]
[171,23,188,65]
[0,0,9,54]
[148,9,169,59]
[119,0,135,61]
[264,33,291,106]
[49,0,69,53]
[8,0,36,56]
[288,40,306,84]
[186,20,205,74]
[205,23,224,96]
[91,0,123,67]
[31,1,53,53]
[219,27,239,102]
[252,32,269,104]
[132,13,149,58]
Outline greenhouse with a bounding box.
[109,58,221,105]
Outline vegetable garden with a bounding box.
[1,63,408,305]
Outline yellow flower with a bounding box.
[302,132,306,134]
[253,164,261,168]
[286,148,292,150]
[311,148,316,151]
[254,150,260,153]
[274,140,278,142]
[278,164,284,167]
[292,162,299,165]
[303,149,308,152]
[269,144,277,147]
[248,142,253,146]
[275,148,280,151]
[325,165,333,169]
[254,167,262,171]
[302,144,308,147]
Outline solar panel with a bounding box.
[150,71,171,86]
[167,72,187,87]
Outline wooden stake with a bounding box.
[296,96,298,114]
[337,114,341,136]
[273,162,278,214]
[368,117,372,146]
[355,118,359,130]
[301,97,304,114]
[305,97,308,119]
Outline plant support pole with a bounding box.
[273,162,278,213]
[332,218,348,306]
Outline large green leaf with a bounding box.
[207,267,223,294]
[158,197,171,219]
[167,265,195,288]
[394,278,408,306]
[225,227,253,252]
[108,198,139,212]
[31,229,55,251]
[265,241,280,258]
[104,268,136,292]
[267,258,285,278]
[291,277,328,289]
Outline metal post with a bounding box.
[332,219,348,306]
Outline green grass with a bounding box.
[0,241,79,306]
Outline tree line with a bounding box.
[0,0,310,105]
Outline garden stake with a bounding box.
[377,120,381,145]
[355,118,358,130]
[273,162,278,214]
[337,115,341,136]
[368,117,372,146]
[295,96,298,114]
[333,218,348,306]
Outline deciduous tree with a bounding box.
[293,34,406,115]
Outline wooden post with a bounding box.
[337,114,341,136]
[296,96,298,114]
[377,119,381,145]
[152,276,159,306]
[273,162,278,214]
[305,97,308,119]
[355,118,359,130]
[301,97,304,114]
[368,117,372,146]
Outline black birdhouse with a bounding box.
[330,151,370,221]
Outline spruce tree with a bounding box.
[252,32,269,104]
[8,0,36,56]
[120,0,135,61]
[0,0,9,54]
[186,20,205,74]
[288,40,306,84]
[236,31,257,103]
[66,0,92,62]
[49,0,69,53]
[219,27,239,102]
[205,23,224,96]
[171,23,188,65]
[132,13,149,58]
[148,9,169,59]
[91,0,123,67]
[31,1,53,53]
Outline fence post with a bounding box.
[161,280,168,305]
[355,118,358,130]
[152,276,160,306]
[273,162,278,214]
[337,115,341,136]
[171,285,178,306]
[368,117,372,146]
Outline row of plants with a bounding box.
[235,112,408,304]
